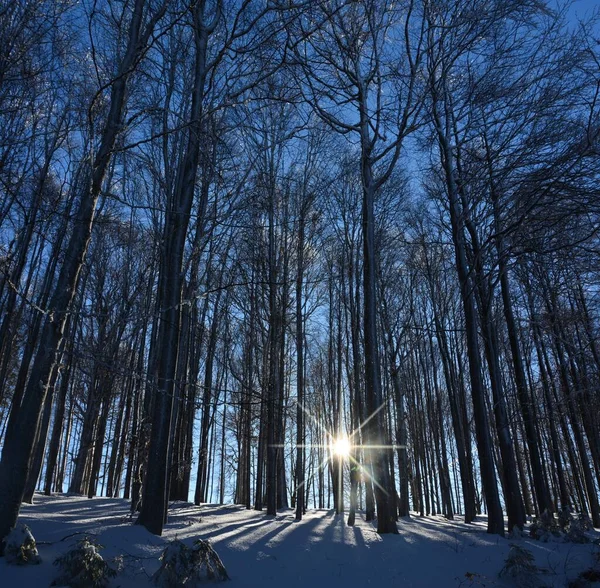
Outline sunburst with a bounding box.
[273,398,406,501]
[331,435,351,458]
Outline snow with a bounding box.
[1,494,598,587]
[3,524,41,566]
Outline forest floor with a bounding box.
[1,493,599,587]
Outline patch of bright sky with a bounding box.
[560,0,598,22]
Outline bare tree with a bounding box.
[290,0,425,533]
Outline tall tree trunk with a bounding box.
[432,102,504,535]
[391,367,409,517]
[44,357,73,495]
[295,212,305,521]
[137,1,217,535]
[486,150,552,516]
[360,143,397,532]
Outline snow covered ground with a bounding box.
[1,494,598,587]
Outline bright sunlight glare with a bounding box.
[332,436,351,458]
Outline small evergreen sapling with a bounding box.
[3,524,42,565]
[153,539,229,586]
[499,544,547,588]
[52,537,117,588]
[559,508,590,543]
[565,517,590,544]
[530,510,561,542]
[531,508,591,544]
[558,506,572,531]
[577,514,592,532]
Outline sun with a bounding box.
[332,436,351,458]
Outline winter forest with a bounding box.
[1,0,600,585]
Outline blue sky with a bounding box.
[564,0,599,19]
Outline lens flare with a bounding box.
[332,436,351,458]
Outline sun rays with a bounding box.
[273,399,406,501]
